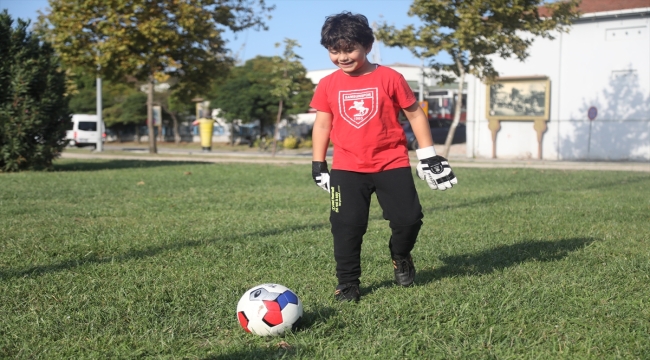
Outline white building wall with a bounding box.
[307,65,438,89]
[467,12,650,161]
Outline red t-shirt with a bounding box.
[310,65,416,173]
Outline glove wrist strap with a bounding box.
[312,160,328,173]
[416,146,436,160]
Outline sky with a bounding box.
[0,0,438,71]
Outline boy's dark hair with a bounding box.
[320,12,374,51]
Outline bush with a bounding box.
[0,12,70,172]
[283,136,298,149]
[300,139,312,149]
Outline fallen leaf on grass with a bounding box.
[276,341,292,350]
[184,171,192,175]
[137,181,145,185]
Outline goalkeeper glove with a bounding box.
[416,146,457,191]
[312,161,330,193]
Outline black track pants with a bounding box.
[329,167,423,285]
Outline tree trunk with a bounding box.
[172,113,181,144]
[161,104,181,144]
[271,99,283,157]
[135,125,140,144]
[230,122,235,146]
[442,56,466,158]
[147,76,157,154]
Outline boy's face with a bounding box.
[328,42,373,76]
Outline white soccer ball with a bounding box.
[236,283,303,336]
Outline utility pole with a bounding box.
[419,58,425,102]
[96,76,103,152]
[371,20,383,65]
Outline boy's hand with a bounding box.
[312,161,330,192]
[416,146,457,191]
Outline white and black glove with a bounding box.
[312,161,330,193]
[416,146,457,191]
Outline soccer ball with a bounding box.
[236,283,303,336]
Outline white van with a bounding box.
[65,114,104,147]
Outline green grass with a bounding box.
[1,159,649,359]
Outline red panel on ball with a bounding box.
[262,300,283,326]
[237,312,251,332]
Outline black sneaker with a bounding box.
[334,283,360,302]
[392,254,415,286]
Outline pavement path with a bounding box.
[59,143,650,173]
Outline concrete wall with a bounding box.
[466,12,650,161]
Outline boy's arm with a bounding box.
[402,102,458,191]
[402,102,433,148]
[311,111,333,192]
[312,111,332,161]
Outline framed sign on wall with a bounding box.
[485,76,551,159]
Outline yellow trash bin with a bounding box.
[198,118,214,151]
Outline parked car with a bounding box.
[65,114,105,148]
[401,119,466,150]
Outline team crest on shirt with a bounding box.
[338,88,379,129]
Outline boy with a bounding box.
[311,12,458,302]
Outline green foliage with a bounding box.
[270,39,305,102]
[211,55,313,129]
[376,0,581,81]
[375,0,580,156]
[1,161,649,357]
[67,72,98,114]
[41,0,273,83]
[66,70,147,128]
[153,84,199,144]
[0,12,70,172]
[103,92,148,128]
[41,0,274,152]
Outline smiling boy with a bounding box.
[310,12,458,302]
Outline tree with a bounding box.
[270,38,307,156]
[210,54,313,145]
[65,70,148,142]
[103,92,149,142]
[376,0,580,157]
[0,12,70,172]
[41,0,274,153]
[153,81,194,145]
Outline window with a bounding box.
[78,121,97,131]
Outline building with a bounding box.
[466,0,650,161]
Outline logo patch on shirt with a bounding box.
[338,88,378,129]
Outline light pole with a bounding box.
[419,57,425,102]
[96,76,104,152]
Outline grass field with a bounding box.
[1,159,649,359]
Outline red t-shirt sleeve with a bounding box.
[310,77,333,113]
[393,74,417,109]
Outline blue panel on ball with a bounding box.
[277,294,289,310]
[282,290,299,304]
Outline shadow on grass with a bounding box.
[54,159,207,171]
[204,344,304,360]
[365,237,595,291]
[417,237,596,283]
[205,307,337,359]
[420,174,650,213]
[0,224,328,280]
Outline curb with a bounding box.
[59,151,650,172]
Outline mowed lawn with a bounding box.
[1,159,649,359]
